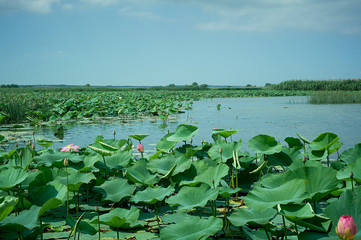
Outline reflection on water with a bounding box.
[2,96,361,153]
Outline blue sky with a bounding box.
[0,0,360,87]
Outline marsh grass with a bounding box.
[309,91,361,104]
[0,95,27,123]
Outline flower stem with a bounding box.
[102,155,108,179]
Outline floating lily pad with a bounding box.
[228,207,277,226]
[167,124,199,142]
[248,134,282,155]
[132,185,174,205]
[94,178,135,203]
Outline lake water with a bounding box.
[2,96,361,153]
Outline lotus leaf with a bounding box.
[218,180,241,198]
[296,133,311,144]
[0,196,18,222]
[66,215,97,236]
[337,158,361,182]
[0,205,41,231]
[248,134,282,155]
[132,185,175,204]
[29,182,67,206]
[94,178,135,203]
[129,134,149,142]
[147,155,191,178]
[193,163,229,188]
[167,124,199,142]
[166,183,219,210]
[34,150,71,167]
[284,137,303,150]
[105,150,133,169]
[340,143,361,164]
[160,215,222,240]
[0,167,29,191]
[228,207,277,226]
[278,203,315,221]
[260,165,341,202]
[53,169,95,192]
[37,140,54,148]
[266,146,302,167]
[123,158,159,185]
[242,226,271,240]
[156,133,178,152]
[243,179,310,210]
[308,132,340,151]
[208,141,242,161]
[91,206,144,229]
[176,161,209,186]
[212,128,239,139]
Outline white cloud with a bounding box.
[62,3,73,10]
[79,0,122,7]
[118,7,163,20]
[193,0,361,34]
[0,0,59,13]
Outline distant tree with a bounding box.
[246,84,252,87]
[191,82,199,87]
[168,83,176,87]
[85,83,91,87]
[200,84,208,88]
[265,83,272,87]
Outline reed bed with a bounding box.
[309,91,361,104]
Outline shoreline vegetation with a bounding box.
[1,79,361,124]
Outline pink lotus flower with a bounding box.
[60,143,80,153]
[336,215,357,240]
[137,144,144,153]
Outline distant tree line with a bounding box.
[1,84,19,88]
[271,79,361,91]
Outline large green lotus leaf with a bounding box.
[167,124,199,142]
[328,141,343,155]
[260,165,341,202]
[208,141,242,161]
[132,185,175,204]
[248,134,282,155]
[243,179,310,210]
[340,143,361,164]
[29,182,67,206]
[308,149,328,161]
[296,215,331,232]
[94,178,135,203]
[147,155,191,178]
[0,196,18,222]
[278,203,315,222]
[34,150,70,167]
[266,146,302,167]
[156,133,177,152]
[160,215,222,240]
[37,140,53,148]
[0,205,41,232]
[28,167,66,190]
[88,144,114,156]
[66,215,97,236]
[91,206,144,229]
[228,207,277,226]
[324,189,361,238]
[297,133,311,144]
[337,158,361,182]
[218,180,241,198]
[129,134,149,141]
[53,169,95,191]
[284,137,304,150]
[0,167,29,191]
[176,161,209,187]
[79,153,102,172]
[106,150,133,169]
[166,183,219,210]
[212,128,239,138]
[288,157,323,171]
[124,159,159,185]
[308,132,340,151]
[193,163,229,188]
[242,226,271,240]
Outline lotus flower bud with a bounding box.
[15,143,18,148]
[19,150,23,158]
[113,130,116,136]
[201,139,204,144]
[350,171,354,179]
[190,138,193,144]
[336,215,357,240]
[137,144,144,153]
[219,148,223,154]
[32,144,35,150]
[64,158,69,167]
[95,206,99,212]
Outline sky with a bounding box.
[0,0,361,87]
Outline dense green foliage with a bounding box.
[272,79,361,91]
[0,125,360,239]
[0,88,308,124]
[309,91,361,104]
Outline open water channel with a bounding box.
[2,96,361,153]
